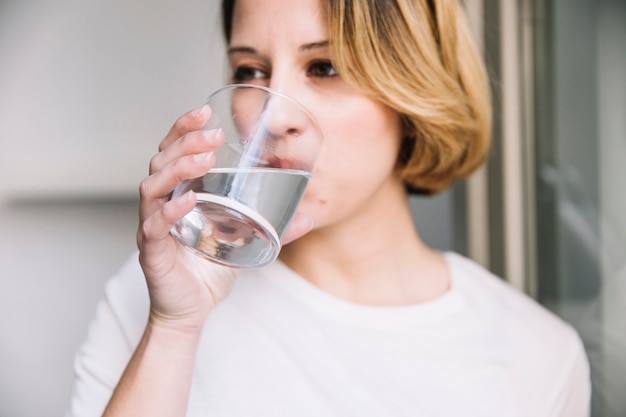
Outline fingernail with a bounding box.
[176,190,195,206]
[203,128,221,142]
[193,151,214,162]
[191,105,208,117]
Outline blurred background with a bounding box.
[0,0,624,416]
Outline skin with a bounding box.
[103,0,451,415]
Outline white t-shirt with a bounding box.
[66,252,590,417]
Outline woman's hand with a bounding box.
[136,105,313,333]
[137,105,228,331]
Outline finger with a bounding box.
[139,151,215,222]
[150,128,223,175]
[282,212,314,245]
[159,105,212,152]
[137,190,197,251]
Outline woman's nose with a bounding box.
[230,84,321,171]
[264,76,315,135]
[262,92,309,140]
[257,88,321,171]
[230,85,308,140]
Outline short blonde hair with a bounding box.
[328,0,492,194]
[222,0,492,194]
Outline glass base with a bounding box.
[171,194,280,269]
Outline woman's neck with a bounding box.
[279,190,451,307]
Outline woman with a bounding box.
[67,0,591,416]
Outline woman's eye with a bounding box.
[232,66,266,82]
[307,61,337,78]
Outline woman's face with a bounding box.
[229,0,404,230]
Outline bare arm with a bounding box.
[102,321,202,417]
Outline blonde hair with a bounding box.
[328,0,491,193]
[222,0,492,194]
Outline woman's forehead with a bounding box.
[230,0,328,43]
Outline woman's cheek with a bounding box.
[296,172,337,226]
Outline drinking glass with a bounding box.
[170,84,323,268]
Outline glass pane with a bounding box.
[532,0,626,415]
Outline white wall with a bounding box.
[0,0,227,201]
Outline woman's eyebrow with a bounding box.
[299,40,329,52]
[227,46,257,55]
[227,40,329,56]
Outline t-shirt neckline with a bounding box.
[255,252,467,329]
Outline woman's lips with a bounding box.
[264,156,306,170]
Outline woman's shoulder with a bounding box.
[445,253,579,347]
[445,252,590,413]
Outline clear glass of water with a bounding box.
[170,84,324,268]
